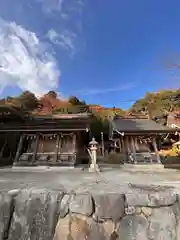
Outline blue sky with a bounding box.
[0,0,180,109]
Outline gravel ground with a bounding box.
[0,166,180,194]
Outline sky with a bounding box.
[0,0,180,109]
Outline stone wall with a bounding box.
[0,186,180,239]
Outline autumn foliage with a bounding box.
[2,88,180,139]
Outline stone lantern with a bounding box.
[88,137,100,172]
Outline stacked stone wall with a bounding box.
[0,186,180,239]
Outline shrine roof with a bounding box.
[0,105,26,120]
[0,106,91,132]
[31,112,91,120]
[110,117,175,135]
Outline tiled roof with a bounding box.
[110,117,174,133]
[0,105,25,120]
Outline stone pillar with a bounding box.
[88,137,100,172]
[152,137,161,164]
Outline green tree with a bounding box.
[17,91,38,111]
[68,96,81,105]
[46,91,57,99]
[130,89,180,124]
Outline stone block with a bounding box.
[176,223,180,240]
[126,193,150,206]
[53,215,70,240]
[172,201,180,223]
[141,207,152,217]
[8,188,64,240]
[117,215,148,240]
[148,207,176,240]
[53,215,108,240]
[19,154,29,161]
[93,194,125,222]
[126,188,176,207]
[58,194,71,218]
[69,194,93,216]
[125,206,141,215]
[102,220,115,236]
[8,189,21,197]
[88,222,108,240]
[38,155,49,161]
[175,194,180,222]
[0,192,13,240]
[148,190,177,207]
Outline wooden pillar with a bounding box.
[118,138,121,152]
[152,137,161,164]
[0,140,7,159]
[121,136,125,153]
[124,136,129,163]
[73,133,76,152]
[14,134,24,164]
[130,136,137,164]
[32,133,39,163]
[73,133,76,163]
[55,134,61,162]
[101,132,105,157]
[125,136,129,152]
[134,137,139,151]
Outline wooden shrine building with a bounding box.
[0,105,91,166]
[109,115,176,164]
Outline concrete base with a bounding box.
[12,166,76,172]
[13,161,75,167]
[121,163,165,172]
[88,164,100,173]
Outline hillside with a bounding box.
[2,89,180,127]
[129,89,180,125]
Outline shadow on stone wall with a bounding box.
[0,185,180,239]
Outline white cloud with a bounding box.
[38,0,84,15]
[76,84,136,96]
[37,0,65,14]
[47,29,77,54]
[40,0,85,56]
[0,19,60,96]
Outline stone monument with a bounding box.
[88,137,100,172]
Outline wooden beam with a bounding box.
[0,128,90,132]
[14,134,24,164]
[32,134,39,163]
[152,137,161,164]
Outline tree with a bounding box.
[46,91,57,99]
[68,96,81,105]
[17,91,38,111]
[130,89,180,124]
